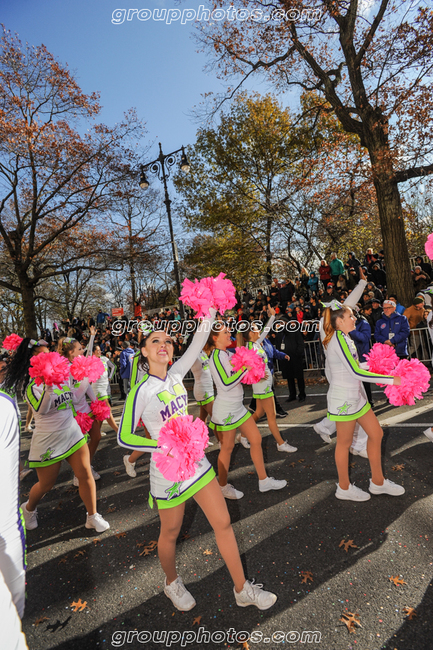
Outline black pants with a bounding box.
[287,376,306,400]
[363,382,373,406]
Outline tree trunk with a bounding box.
[265,214,272,284]
[19,276,38,338]
[372,174,414,307]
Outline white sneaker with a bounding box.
[91,466,101,480]
[234,580,277,610]
[73,475,79,487]
[24,426,34,433]
[369,478,405,496]
[313,423,332,444]
[235,433,251,449]
[220,483,244,500]
[259,476,287,492]
[22,502,38,530]
[123,455,136,478]
[164,576,196,611]
[350,446,368,459]
[277,441,297,453]
[335,483,370,502]
[85,513,110,532]
[423,427,433,443]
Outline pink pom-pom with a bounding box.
[384,358,431,406]
[69,355,89,381]
[154,415,209,482]
[365,343,399,375]
[201,273,237,314]
[2,333,23,351]
[87,356,105,383]
[425,233,433,260]
[29,352,70,387]
[179,278,214,319]
[90,399,111,421]
[230,347,266,384]
[75,411,94,434]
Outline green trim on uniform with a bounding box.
[117,374,158,451]
[212,349,245,386]
[327,402,371,422]
[196,395,215,406]
[19,507,27,567]
[148,466,216,510]
[336,331,394,381]
[253,390,274,400]
[130,351,141,389]
[25,380,45,412]
[28,434,89,468]
[209,410,251,432]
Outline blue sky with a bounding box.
[1,0,276,161]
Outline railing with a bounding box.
[108,326,433,390]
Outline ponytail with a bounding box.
[322,305,351,349]
[57,337,77,359]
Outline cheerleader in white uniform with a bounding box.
[206,320,287,500]
[322,304,405,501]
[90,344,118,433]
[238,307,296,453]
[191,350,215,422]
[0,390,26,619]
[122,338,153,478]
[314,270,369,456]
[58,335,101,483]
[4,338,110,533]
[117,310,278,612]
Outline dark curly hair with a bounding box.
[2,338,45,396]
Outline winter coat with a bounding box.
[374,312,410,357]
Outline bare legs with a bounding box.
[335,408,384,489]
[252,396,284,446]
[198,401,213,423]
[218,417,267,487]
[158,479,245,592]
[27,444,97,515]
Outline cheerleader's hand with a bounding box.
[90,325,96,336]
[359,266,366,281]
[393,376,401,386]
[265,371,270,380]
[267,306,276,317]
[285,355,290,361]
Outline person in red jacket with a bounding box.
[318,260,331,288]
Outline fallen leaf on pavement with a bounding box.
[390,576,406,586]
[403,607,417,620]
[70,599,87,612]
[340,611,362,633]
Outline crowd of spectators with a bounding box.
[30,248,433,401]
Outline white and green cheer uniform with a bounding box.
[326,331,394,421]
[70,375,97,415]
[25,381,86,467]
[130,352,147,389]
[117,311,216,510]
[208,348,250,432]
[0,391,26,619]
[246,314,275,399]
[91,356,115,401]
[191,350,214,406]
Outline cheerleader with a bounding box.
[123,338,152,478]
[207,320,287,500]
[190,349,215,423]
[0,389,26,619]
[88,344,118,433]
[4,339,109,533]
[238,307,296,453]
[118,310,278,611]
[322,304,405,501]
[57,335,101,483]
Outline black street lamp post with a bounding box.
[139,143,190,319]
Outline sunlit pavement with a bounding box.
[19,383,433,650]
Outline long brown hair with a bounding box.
[57,337,77,360]
[322,305,352,349]
[203,320,226,356]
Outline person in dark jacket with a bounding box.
[275,317,306,402]
[374,300,410,358]
[370,263,387,287]
[370,298,383,330]
[345,251,361,275]
[119,341,135,396]
[350,310,374,407]
[415,256,432,279]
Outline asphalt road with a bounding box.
[18,381,433,650]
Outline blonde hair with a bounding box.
[322,305,352,349]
